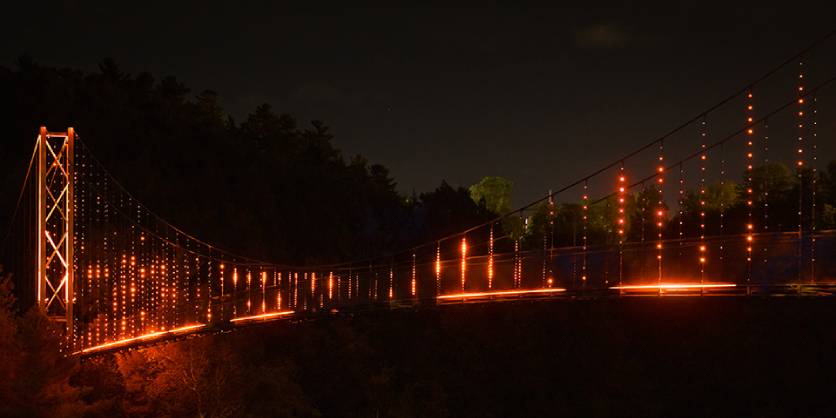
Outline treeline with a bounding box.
[522,161,836,248]
[3,58,835,270]
[0,57,492,267]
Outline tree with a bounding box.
[468,176,513,215]
[14,308,85,418]
[118,338,245,417]
[0,266,20,417]
[416,181,494,241]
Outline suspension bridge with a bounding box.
[3,34,836,357]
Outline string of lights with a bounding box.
[678,163,685,263]
[796,60,806,282]
[762,117,770,271]
[656,141,665,288]
[460,237,467,292]
[745,90,755,290]
[435,242,441,295]
[548,193,555,288]
[411,253,417,297]
[639,181,647,282]
[698,117,708,289]
[488,224,494,290]
[617,163,626,290]
[810,95,818,282]
[582,180,589,289]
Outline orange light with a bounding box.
[460,237,468,291]
[230,310,295,324]
[74,324,206,355]
[437,288,566,300]
[487,227,495,289]
[610,283,735,291]
[435,243,442,283]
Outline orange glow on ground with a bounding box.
[75,323,206,355]
[437,288,566,300]
[230,310,295,324]
[610,283,736,291]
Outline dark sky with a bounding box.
[3,2,834,205]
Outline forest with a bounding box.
[1,58,836,417]
[3,57,836,266]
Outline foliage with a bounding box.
[0,267,89,418]
[468,176,513,215]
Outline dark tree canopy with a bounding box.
[0,58,495,267]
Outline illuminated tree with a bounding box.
[0,267,19,416]
[14,308,85,417]
[118,338,245,417]
[468,176,513,215]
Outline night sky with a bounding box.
[3,2,834,204]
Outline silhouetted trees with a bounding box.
[1,58,527,273]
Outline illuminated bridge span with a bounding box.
[3,35,836,356]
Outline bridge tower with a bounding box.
[36,126,75,334]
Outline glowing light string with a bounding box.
[796,60,806,281]
[411,253,417,297]
[698,117,708,290]
[745,90,755,290]
[656,140,665,288]
[460,237,467,292]
[487,224,494,290]
[762,117,770,271]
[582,180,589,289]
[617,163,626,290]
[810,95,818,282]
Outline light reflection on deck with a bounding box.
[74,323,206,355]
[230,310,296,324]
[437,288,567,300]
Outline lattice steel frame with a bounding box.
[37,126,75,330]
